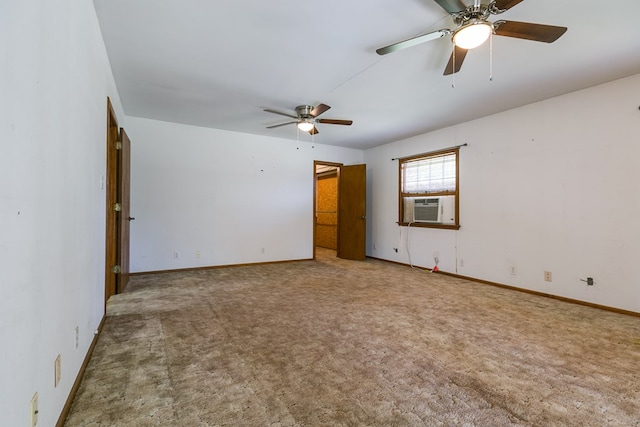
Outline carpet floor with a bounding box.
[64,248,640,426]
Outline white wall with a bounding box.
[0,4,634,425]
[365,73,640,313]
[0,1,124,426]
[126,117,364,272]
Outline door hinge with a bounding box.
[112,265,121,274]
[116,141,122,150]
[114,202,121,212]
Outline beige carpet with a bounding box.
[65,248,640,426]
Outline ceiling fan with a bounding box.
[376,0,567,75]
[264,103,353,135]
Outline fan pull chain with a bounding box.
[489,31,493,81]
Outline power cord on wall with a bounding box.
[406,222,439,272]
[406,222,414,268]
[406,222,428,271]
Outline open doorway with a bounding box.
[314,161,341,259]
[313,161,367,261]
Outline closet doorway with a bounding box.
[315,162,340,255]
[314,161,366,260]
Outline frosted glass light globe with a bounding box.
[453,20,492,49]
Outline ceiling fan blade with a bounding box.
[432,0,468,14]
[494,21,567,43]
[309,126,319,135]
[376,29,450,55]
[443,45,468,75]
[263,108,298,119]
[317,119,353,126]
[492,0,525,12]
[310,103,331,117]
[266,121,297,129]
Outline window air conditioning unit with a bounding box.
[413,198,442,223]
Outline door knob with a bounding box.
[128,217,135,221]
[360,216,366,220]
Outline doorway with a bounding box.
[313,161,366,261]
[315,162,340,256]
[104,98,132,305]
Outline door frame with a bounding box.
[313,160,343,259]
[104,99,132,303]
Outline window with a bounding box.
[398,148,460,229]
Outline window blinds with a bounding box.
[401,152,456,194]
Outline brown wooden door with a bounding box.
[105,99,119,301]
[337,164,366,260]
[117,128,131,293]
[104,98,132,303]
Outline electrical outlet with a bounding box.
[195,250,201,258]
[459,259,464,267]
[75,326,79,349]
[30,392,38,427]
[173,251,179,260]
[55,354,61,387]
[544,271,552,282]
[510,265,517,275]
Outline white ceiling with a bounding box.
[93,0,640,150]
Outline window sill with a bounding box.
[397,222,461,230]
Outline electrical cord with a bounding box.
[406,222,426,270]
[406,222,414,268]
[407,222,439,272]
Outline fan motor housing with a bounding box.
[452,3,491,27]
[295,105,314,118]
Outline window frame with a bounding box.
[398,147,460,230]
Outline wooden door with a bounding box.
[337,164,366,260]
[117,128,132,293]
[104,99,132,303]
[104,99,118,302]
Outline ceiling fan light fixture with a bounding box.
[297,121,314,132]
[453,19,493,49]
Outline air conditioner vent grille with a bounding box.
[414,198,441,223]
